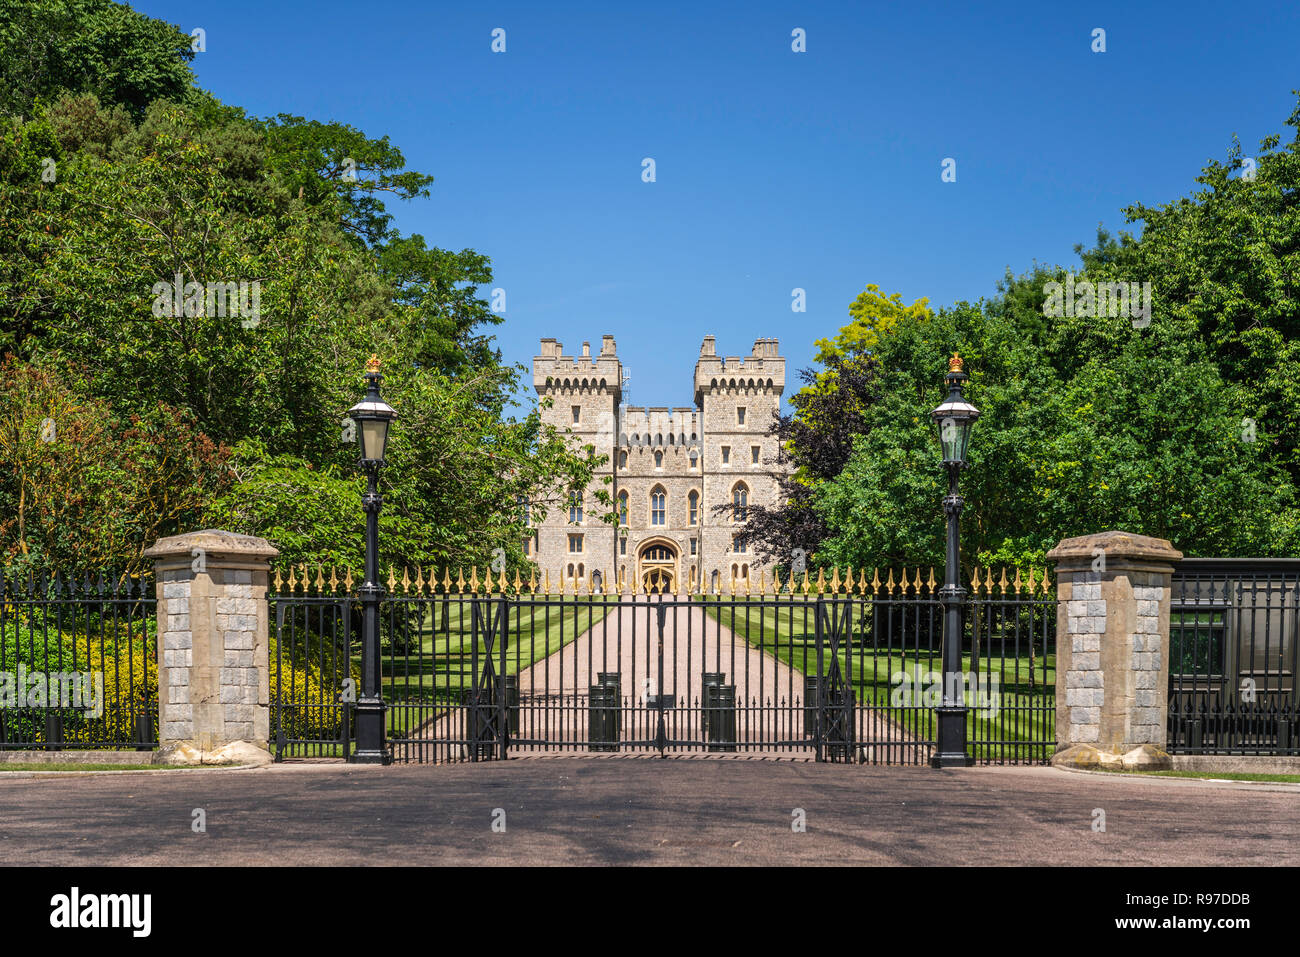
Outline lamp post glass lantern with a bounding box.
[347,355,397,764]
[929,353,979,768]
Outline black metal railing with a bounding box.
[0,570,158,751]
[270,564,1056,765]
[1169,559,1300,755]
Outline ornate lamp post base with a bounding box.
[930,707,974,768]
[350,697,388,764]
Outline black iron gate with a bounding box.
[269,566,1055,765]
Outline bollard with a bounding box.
[804,675,820,737]
[709,685,737,752]
[597,672,622,739]
[702,672,725,741]
[504,675,520,736]
[588,684,620,752]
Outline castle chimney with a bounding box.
[582,341,591,359]
[700,336,716,357]
[601,335,616,356]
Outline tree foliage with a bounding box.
[762,95,1300,569]
[0,1,603,576]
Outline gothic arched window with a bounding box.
[732,483,748,522]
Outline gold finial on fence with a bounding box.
[926,567,937,592]
[452,567,463,595]
[801,568,811,596]
[830,567,841,594]
[871,568,881,592]
[998,567,1009,594]
[1040,567,1052,594]
[1013,567,1024,595]
[971,566,982,592]
[287,565,299,590]
[343,567,354,592]
[513,569,522,594]
[812,568,823,595]
[527,567,537,594]
[885,568,896,596]
[768,567,779,595]
[440,567,449,595]
[758,569,767,596]
[273,567,283,591]
[400,567,410,595]
[542,568,551,595]
[312,564,324,591]
[328,566,339,593]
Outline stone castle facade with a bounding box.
[529,335,786,592]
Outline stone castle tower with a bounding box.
[530,335,785,591]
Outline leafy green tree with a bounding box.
[0,0,197,119]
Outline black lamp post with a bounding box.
[930,353,980,769]
[347,355,397,764]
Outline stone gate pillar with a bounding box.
[143,529,278,764]
[1046,530,1182,769]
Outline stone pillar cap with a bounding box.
[144,529,279,561]
[1046,530,1182,564]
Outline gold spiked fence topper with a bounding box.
[269,563,1055,598]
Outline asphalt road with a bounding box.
[1,758,1296,866]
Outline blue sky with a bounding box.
[140,0,1300,411]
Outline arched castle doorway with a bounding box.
[638,539,678,593]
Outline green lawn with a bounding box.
[696,596,1056,753]
[374,596,617,709]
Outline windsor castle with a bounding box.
[529,335,786,592]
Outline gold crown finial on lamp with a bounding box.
[365,354,381,374]
[948,352,964,374]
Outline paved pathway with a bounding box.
[1,762,1295,866]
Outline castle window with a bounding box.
[690,537,698,556]
[569,491,583,524]
[619,536,627,556]
[651,487,666,526]
[732,536,747,554]
[751,445,760,465]
[732,483,748,522]
[654,450,663,469]
[721,446,730,465]
[568,534,584,554]
[689,451,698,470]
[688,490,699,525]
[737,407,746,426]
[619,451,628,468]
[572,405,581,424]
[618,491,628,526]
[523,537,531,556]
